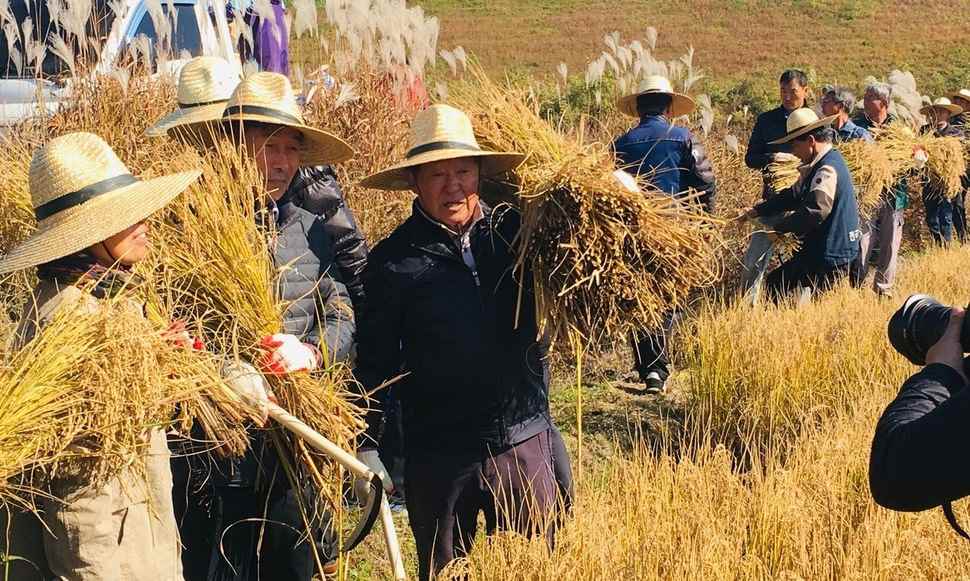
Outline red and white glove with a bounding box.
[259,334,320,375]
[913,146,929,170]
[163,320,205,351]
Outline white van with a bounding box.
[0,0,242,127]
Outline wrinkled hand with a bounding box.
[926,307,968,383]
[259,334,319,375]
[354,448,394,503]
[222,360,273,424]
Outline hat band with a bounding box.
[179,98,229,109]
[407,141,481,159]
[222,104,303,126]
[34,174,140,221]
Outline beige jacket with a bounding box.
[2,279,182,581]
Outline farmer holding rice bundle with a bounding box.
[0,132,205,580]
[948,89,970,242]
[740,109,862,300]
[740,69,811,303]
[853,82,909,297]
[356,104,571,581]
[612,75,716,394]
[155,58,369,318]
[918,97,964,246]
[169,72,356,580]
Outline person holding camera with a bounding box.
[871,299,970,513]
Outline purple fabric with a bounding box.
[242,0,289,75]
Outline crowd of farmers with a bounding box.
[2,46,970,580]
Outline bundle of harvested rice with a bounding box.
[150,141,364,502]
[765,153,801,194]
[0,288,249,509]
[838,139,894,220]
[876,123,966,197]
[449,67,720,342]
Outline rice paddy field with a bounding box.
[2,0,970,580]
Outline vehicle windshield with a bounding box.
[0,1,115,79]
[129,3,203,62]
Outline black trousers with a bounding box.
[631,313,675,382]
[953,192,967,243]
[405,430,565,581]
[764,259,848,302]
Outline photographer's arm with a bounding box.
[870,309,970,511]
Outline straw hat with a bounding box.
[146,56,239,137]
[617,75,696,118]
[951,89,970,106]
[921,97,963,118]
[359,104,525,191]
[768,108,838,145]
[0,132,201,274]
[216,72,354,166]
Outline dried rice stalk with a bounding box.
[0,289,249,509]
[876,123,966,198]
[765,153,801,194]
[839,140,894,221]
[150,140,365,504]
[450,67,720,343]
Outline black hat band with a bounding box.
[35,174,140,221]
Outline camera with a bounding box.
[888,294,970,365]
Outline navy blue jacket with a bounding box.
[871,362,970,511]
[612,115,716,211]
[756,147,860,269]
[354,202,552,456]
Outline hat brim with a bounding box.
[0,169,201,274]
[920,104,964,117]
[147,103,229,137]
[359,149,526,191]
[220,112,355,166]
[617,90,696,118]
[768,114,839,145]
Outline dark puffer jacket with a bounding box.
[272,194,355,361]
[288,165,369,314]
[354,201,552,456]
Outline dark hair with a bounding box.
[793,126,834,144]
[636,93,673,117]
[779,69,809,87]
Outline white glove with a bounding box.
[222,360,271,423]
[259,333,318,375]
[913,147,929,170]
[612,169,640,194]
[354,448,393,503]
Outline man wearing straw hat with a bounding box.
[852,81,909,297]
[740,109,862,300]
[165,71,357,581]
[0,132,206,580]
[356,104,569,581]
[919,97,964,246]
[151,57,370,317]
[949,89,970,243]
[612,74,716,394]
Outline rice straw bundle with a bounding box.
[0,290,249,509]
[765,153,801,194]
[449,67,720,342]
[151,140,364,502]
[838,140,894,220]
[876,123,966,197]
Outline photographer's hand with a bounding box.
[926,307,968,383]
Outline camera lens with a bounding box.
[888,294,958,365]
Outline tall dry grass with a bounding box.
[438,245,970,580]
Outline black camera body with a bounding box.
[888,294,970,365]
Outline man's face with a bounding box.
[790,135,814,164]
[820,97,841,118]
[863,93,888,121]
[935,108,953,125]
[411,157,481,230]
[954,96,970,113]
[244,125,303,200]
[780,80,808,111]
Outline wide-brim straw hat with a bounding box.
[617,75,696,118]
[0,132,201,274]
[196,71,354,166]
[359,104,525,191]
[768,108,838,145]
[951,89,970,104]
[147,56,239,137]
[921,97,963,117]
